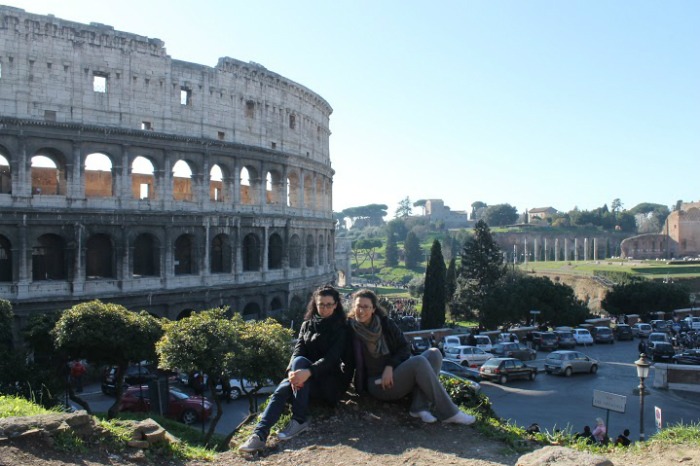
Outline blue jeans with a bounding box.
[254,356,312,441]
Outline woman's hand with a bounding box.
[288,368,311,389]
[380,365,394,390]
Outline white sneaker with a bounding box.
[238,434,266,452]
[444,411,476,425]
[277,419,309,440]
[410,410,437,423]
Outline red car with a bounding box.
[118,385,213,425]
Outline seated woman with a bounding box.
[349,288,475,425]
[239,285,352,452]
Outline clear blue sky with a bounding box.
[7,0,699,216]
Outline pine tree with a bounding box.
[404,231,422,269]
[452,220,505,323]
[385,231,399,267]
[421,239,446,330]
[445,257,457,301]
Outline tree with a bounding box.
[403,231,422,269]
[413,199,427,215]
[422,239,447,330]
[352,238,383,276]
[452,220,505,324]
[471,201,487,220]
[395,196,413,218]
[387,218,408,240]
[602,281,689,321]
[385,231,399,267]
[445,257,457,302]
[611,198,623,216]
[53,300,164,417]
[483,204,518,226]
[342,204,388,227]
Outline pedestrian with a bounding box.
[592,417,607,444]
[614,428,631,447]
[348,289,475,426]
[239,285,352,453]
[575,425,595,444]
[70,360,86,393]
[220,376,232,404]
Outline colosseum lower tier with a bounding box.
[0,6,337,325]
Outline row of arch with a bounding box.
[0,228,332,283]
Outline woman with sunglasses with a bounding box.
[240,285,351,452]
[349,288,475,425]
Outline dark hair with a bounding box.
[304,285,345,321]
[349,288,387,318]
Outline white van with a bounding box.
[440,334,471,353]
[684,316,700,330]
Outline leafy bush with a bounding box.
[440,375,494,418]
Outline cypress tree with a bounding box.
[385,232,399,267]
[422,239,446,330]
[404,231,422,269]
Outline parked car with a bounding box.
[648,332,671,344]
[631,323,653,338]
[683,316,700,331]
[216,378,277,400]
[544,350,598,376]
[491,342,537,361]
[647,341,675,362]
[479,357,537,384]
[444,345,493,367]
[614,324,634,341]
[440,334,472,353]
[498,332,520,344]
[118,385,213,424]
[572,328,594,345]
[410,336,431,355]
[650,320,670,333]
[553,330,576,349]
[592,327,614,344]
[473,335,493,352]
[101,364,157,396]
[531,331,559,351]
[672,349,700,365]
[441,359,481,382]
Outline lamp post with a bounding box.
[635,353,651,441]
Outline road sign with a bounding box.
[530,310,541,315]
[592,389,627,413]
[655,406,662,429]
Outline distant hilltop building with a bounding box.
[0,6,336,324]
[527,207,558,224]
[621,201,700,259]
[424,199,471,229]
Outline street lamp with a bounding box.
[634,353,651,441]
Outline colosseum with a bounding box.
[0,6,339,326]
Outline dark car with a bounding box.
[553,330,576,349]
[592,327,614,344]
[479,357,537,384]
[441,359,481,382]
[491,342,537,361]
[672,349,700,365]
[118,385,213,424]
[648,341,675,362]
[101,364,157,396]
[614,324,634,341]
[531,331,559,351]
[410,336,431,355]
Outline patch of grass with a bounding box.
[647,421,700,443]
[0,394,53,417]
[53,430,88,453]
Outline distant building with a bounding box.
[621,201,700,259]
[424,199,471,229]
[527,207,558,224]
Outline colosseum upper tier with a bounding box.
[0,6,337,323]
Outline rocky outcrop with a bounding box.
[517,446,615,466]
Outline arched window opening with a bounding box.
[176,309,194,320]
[84,153,113,198]
[270,297,284,314]
[86,234,113,278]
[174,234,194,275]
[210,164,224,202]
[131,156,156,200]
[240,166,253,205]
[211,234,231,273]
[242,302,262,320]
[242,233,260,271]
[0,154,11,194]
[133,233,159,277]
[265,172,274,204]
[305,234,315,267]
[0,235,12,282]
[289,235,301,269]
[287,172,300,207]
[172,160,193,202]
[316,178,324,210]
[318,235,325,266]
[31,154,65,195]
[268,233,283,269]
[32,234,66,280]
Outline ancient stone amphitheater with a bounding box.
[0,5,338,324]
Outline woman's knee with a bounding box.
[290,356,312,370]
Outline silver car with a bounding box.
[544,350,598,376]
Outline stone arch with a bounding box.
[0,153,11,194]
[0,235,11,282]
[176,309,195,320]
[32,233,67,281]
[318,234,325,266]
[210,233,231,273]
[131,156,156,200]
[242,301,261,320]
[240,165,259,205]
[133,233,160,277]
[268,232,283,269]
[287,171,300,207]
[289,295,304,313]
[172,159,193,202]
[303,174,313,209]
[210,164,224,202]
[289,234,301,268]
[174,234,195,275]
[84,152,114,198]
[86,233,114,279]
[270,296,284,314]
[242,233,261,271]
[31,150,67,195]
[265,169,283,205]
[306,234,315,267]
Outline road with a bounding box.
[479,338,700,441]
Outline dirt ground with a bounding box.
[1,398,699,466]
